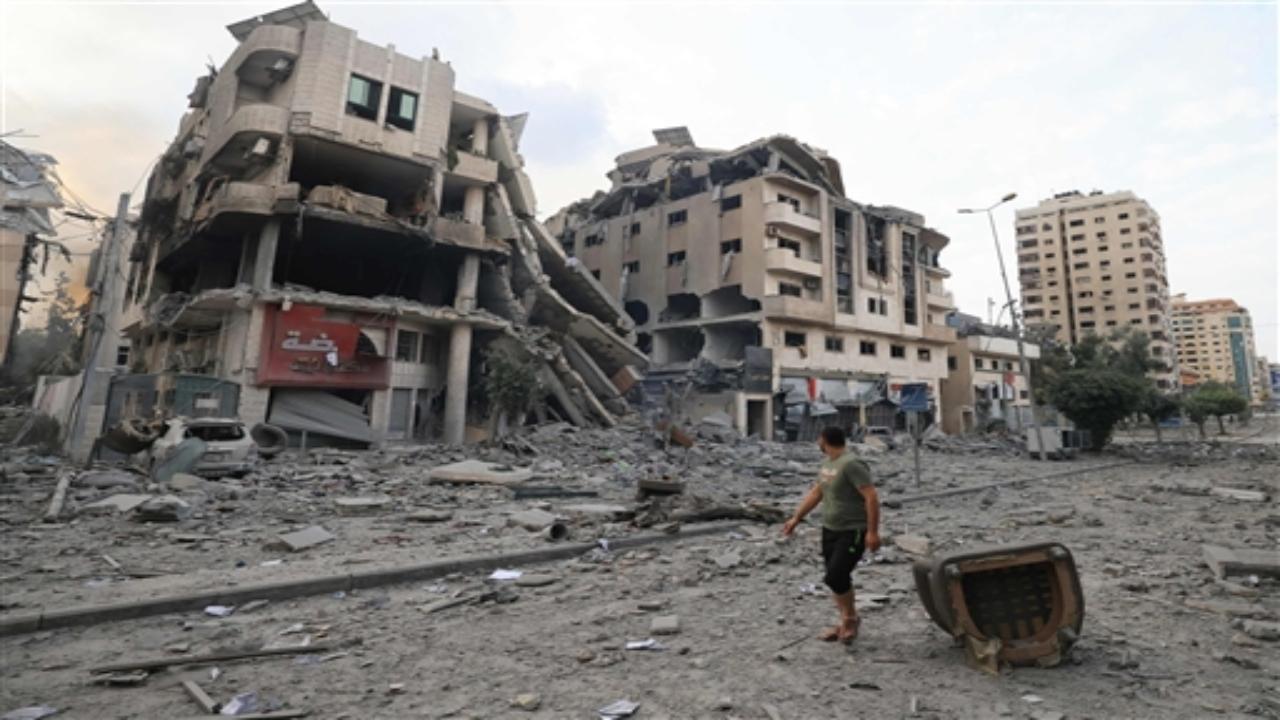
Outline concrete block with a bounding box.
[509,509,557,531]
[611,365,641,395]
[428,460,532,486]
[1204,544,1280,580]
[893,533,933,557]
[276,525,336,552]
[334,495,392,514]
[81,494,153,515]
[650,615,681,635]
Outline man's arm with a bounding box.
[782,483,823,536]
[857,484,881,550]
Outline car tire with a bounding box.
[250,423,288,458]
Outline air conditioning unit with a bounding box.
[766,226,779,238]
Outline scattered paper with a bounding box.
[599,699,640,719]
[625,638,664,651]
[204,605,234,617]
[489,569,523,581]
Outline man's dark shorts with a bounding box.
[821,527,866,595]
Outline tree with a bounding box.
[2,272,84,393]
[481,343,544,436]
[1184,382,1248,436]
[1048,368,1146,450]
[1139,389,1180,443]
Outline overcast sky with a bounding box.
[4,0,1276,357]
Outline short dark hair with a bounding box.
[820,426,846,447]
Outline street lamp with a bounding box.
[958,192,1049,461]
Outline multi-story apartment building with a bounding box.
[110,1,641,453]
[1014,190,1176,388]
[1171,295,1262,404]
[940,313,1040,435]
[547,129,957,438]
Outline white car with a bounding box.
[145,417,258,478]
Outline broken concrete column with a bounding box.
[463,185,485,226]
[253,219,279,292]
[472,117,489,157]
[444,254,482,445]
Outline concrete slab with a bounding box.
[1203,544,1280,580]
[650,615,681,635]
[428,460,533,486]
[334,496,392,514]
[509,509,557,531]
[277,526,336,552]
[893,533,933,557]
[81,494,153,515]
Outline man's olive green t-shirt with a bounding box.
[820,452,872,531]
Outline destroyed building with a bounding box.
[938,312,1040,435]
[114,1,643,449]
[1,141,65,371]
[546,129,957,438]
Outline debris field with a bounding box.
[1,420,1278,719]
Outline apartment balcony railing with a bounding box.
[764,247,823,278]
[763,201,822,237]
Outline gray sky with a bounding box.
[4,0,1276,357]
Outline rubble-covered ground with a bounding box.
[1,416,1277,719]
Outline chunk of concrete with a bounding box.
[611,365,641,395]
[515,574,559,588]
[893,533,932,557]
[277,525,336,552]
[81,494,153,515]
[1210,487,1268,503]
[638,477,685,498]
[1237,619,1280,641]
[562,503,633,521]
[334,495,392,514]
[168,473,207,492]
[650,615,681,635]
[428,460,533,486]
[77,470,142,490]
[133,495,192,522]
[406,509,454,523]
[509,509,557,531]
[1204,544,1280,581]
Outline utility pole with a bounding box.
[960,193,1049,461]
[66,192,130,463]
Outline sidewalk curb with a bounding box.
[0,522,738,638]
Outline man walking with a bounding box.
[782,426,881,644]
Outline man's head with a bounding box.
[818,426,846,457]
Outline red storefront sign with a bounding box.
[257,303,390,389]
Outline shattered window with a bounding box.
[386,87,418,131]
[623,261,640,274]
[346,74,382,121]
[395,330,419,362]
[859,341,876,356]
[720,195,742,212]
[666,251,686,267]
[720,239,742,254]
[667,209,688,226]
[918,348,931,361]
[784,332,806,348]
[890,345,906,359]
[825,336,844,352]
[778,283,802,297]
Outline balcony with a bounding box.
[926,288,955,309]
[430,216,485,248]
[448,150,499,186]
[202,103,290,174]
[763,201,822,237]
[924,323,957,343]
[233,24,301,89]
[764,247,823,278]
[763,294,828,323]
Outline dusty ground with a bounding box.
[1,417,1277,719]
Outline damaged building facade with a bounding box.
[939,313,1041,435]
[116,2,643,449]
[547,129,957,438]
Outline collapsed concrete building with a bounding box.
[116,1,643,448]
[546,129,957,439]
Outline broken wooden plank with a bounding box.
[181,679,219,714]
[89,643,334,674]
[1203,544,1280,580]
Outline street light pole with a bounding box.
[960,193,1049,461]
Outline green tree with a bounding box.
[3,272,83,392]
[1183,382,1248,436]
[1139,389,1180,443]
[481,343,544,436]
[1049,368,1147,450]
